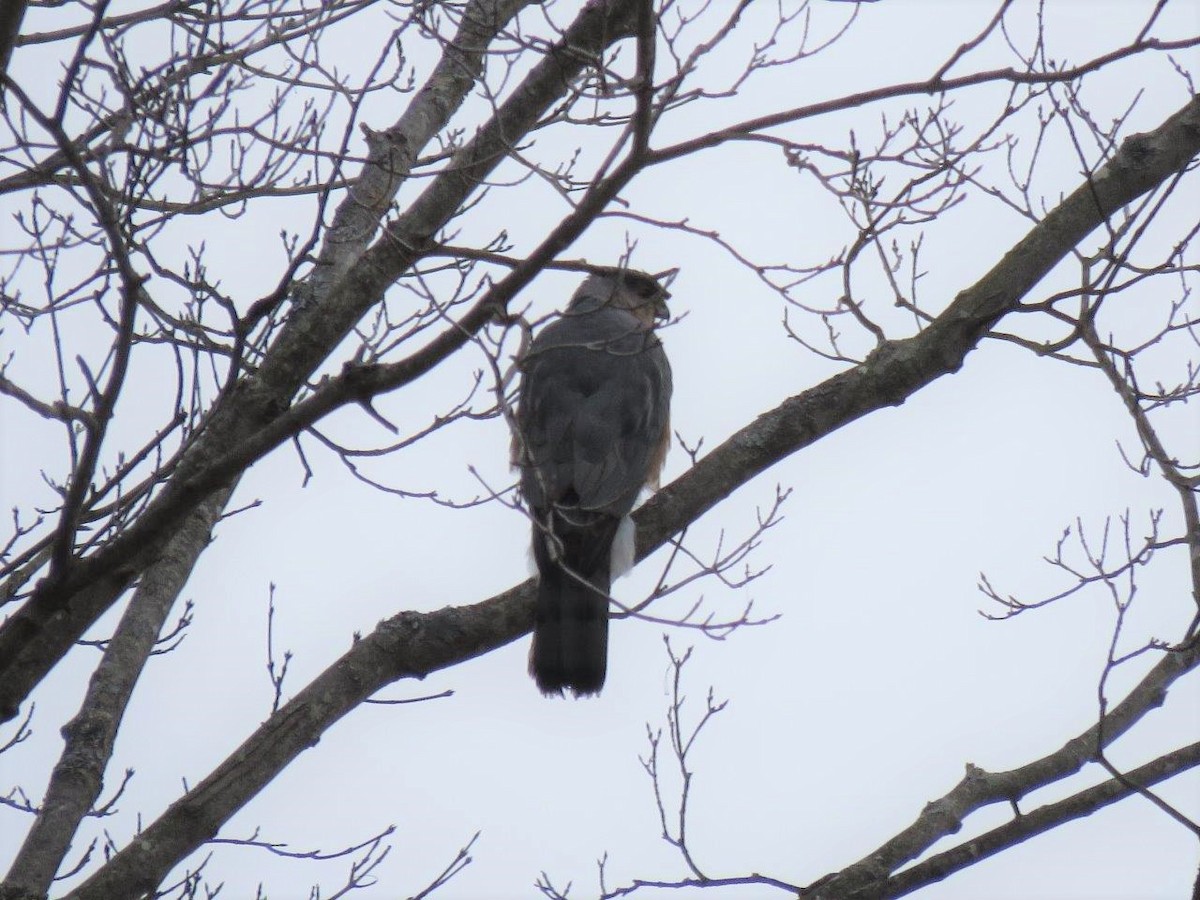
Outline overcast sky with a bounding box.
[2,2,1198,898]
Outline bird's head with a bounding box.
[582,266,673,325]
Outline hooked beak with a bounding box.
[652,268,677,322]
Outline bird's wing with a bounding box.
[518,307,672,518]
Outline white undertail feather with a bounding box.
[609,514,635,579]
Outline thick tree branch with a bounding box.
[304,0,534,303]
[802,644,1200,898]
[1,489,231,899]
[869,741,1200,900]
[636,94,1200,557]
[63,581,533,900]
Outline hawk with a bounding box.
[515,267,673,697]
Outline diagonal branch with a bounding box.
[651,35,1200,165]
[636,94,1200,558]
[802,644,1200,898]
[871,741,1200,899]
[302,0,536,304]
[0,489,233,898]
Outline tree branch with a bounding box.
[636,95,1200,558]
[802,645,1200,898]
[0,489,232,898]
[869,741,1200,899]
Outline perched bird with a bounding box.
[514,267,673,697]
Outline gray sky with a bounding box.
[1,2,1198,898]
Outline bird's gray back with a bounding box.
[518,306,671,517]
